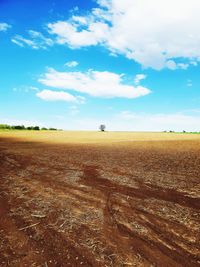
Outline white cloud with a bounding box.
[39,68,151,99]
[11,38,25,47]
[134,74,147,85]
[0,23,11,32]
[48,20,109,48]
[36,89,77,102]
[71,16,88,25]
[11,30,53,49]
[165,60,177,70]
[47,0,200,70]
[64,61,79,67]
[12,35,35,48]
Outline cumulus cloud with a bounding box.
[39,68,151,99]
[36,89,78,102]
[0,22,11,32]
[64,61,79,67]
[47,0,200,70]
[48,20,109,48]
[11,30,53,49]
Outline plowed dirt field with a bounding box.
[0,131,200,267]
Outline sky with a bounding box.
[1,0,200,131]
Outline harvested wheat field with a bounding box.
[0,131,200,267]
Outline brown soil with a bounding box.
[0,137,200,267]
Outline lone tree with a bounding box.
[99,124,106,132]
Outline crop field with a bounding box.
[0,131,200,267]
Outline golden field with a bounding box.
[1,130,200,144]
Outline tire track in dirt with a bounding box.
[81,165,200,209]
[81,165,200,267]
[127,205,199,257]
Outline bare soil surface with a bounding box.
[0,136,200,267]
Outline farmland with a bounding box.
[0,131,200,267]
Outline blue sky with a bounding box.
[1,0,200,131]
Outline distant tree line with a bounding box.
[0,124,61,131]
[164,130,200,134]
